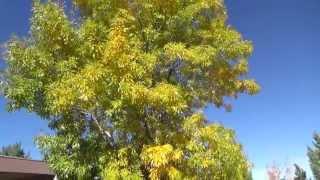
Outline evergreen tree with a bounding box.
[294,164,306,180]
[2,0,259,179]
[0,142,30,159]
[308,133,320,180]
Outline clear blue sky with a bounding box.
[1,0,320,179]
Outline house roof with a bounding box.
[0,155,54,175]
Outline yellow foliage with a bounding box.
[5,0,258,179]
[141,144,183,180]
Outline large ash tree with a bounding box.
[2,0,260,179]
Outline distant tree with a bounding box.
[308,133,320,180]
[294,164,306,180]
[267,165,281,180]
[0,142,30,158]
[284,165,295,180]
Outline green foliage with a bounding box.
[0,142,30,158]
[308,133,320,180]
[294,164,307,180]
[3,0,259,179]
[245,170,253,180]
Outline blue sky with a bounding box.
[0,0,50,157]
[0,0,320,179]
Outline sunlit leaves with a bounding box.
[100,147,142,180]
[183,124,250,180]
[141,144,183,180]
[32,0,76,54]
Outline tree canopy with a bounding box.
[0,142,30,159]
[2,0,259,179]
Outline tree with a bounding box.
[308,133,320,180]
[294,164,307,180]
[267,165,281,180]
[0,142,30,158]
[2,0,259,179]
[246,170,253,180]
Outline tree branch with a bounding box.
[90,114,111,139]
[142,118,153,141]
[142,106,153,142]
[77,108,112,142]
